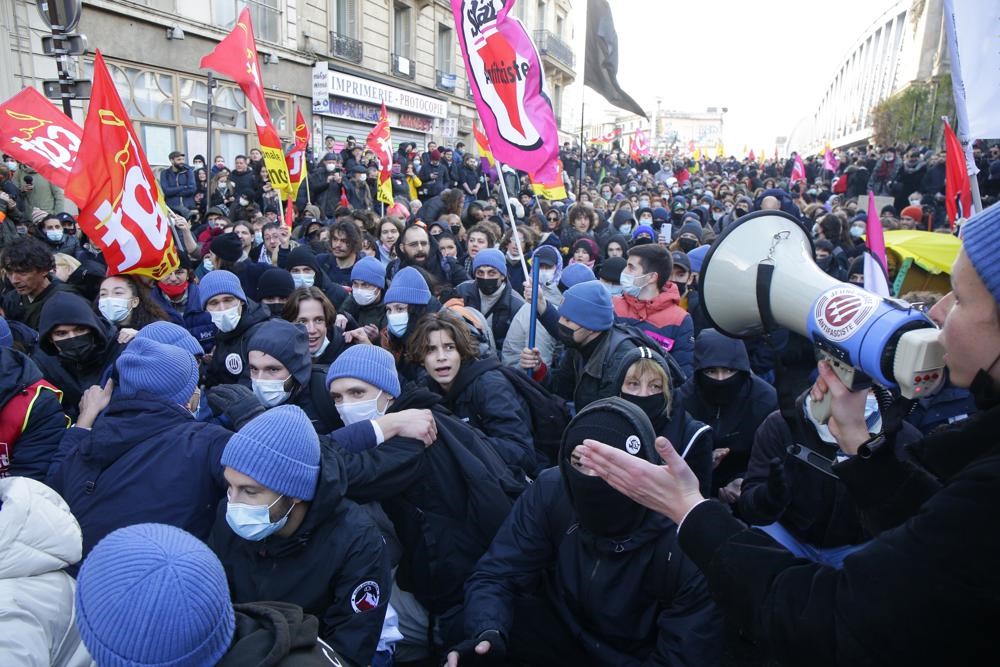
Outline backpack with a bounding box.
[443,300,497,360]
[495,364,572,469]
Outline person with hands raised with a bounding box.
[574,205,1000,666]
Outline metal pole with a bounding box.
[53,30,72,118]
[206,73,215,204]
[577,100,585,201]
[495,161,530,279]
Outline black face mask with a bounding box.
[671,280,688,297]
[265,302,285,317]
[557,322,580,348]
[815,255,833,272]
[564,464,644,537]
[476,277,503,296]
[678,238,699,253]
[970,352,1000,410]
[56,332,96,364]
[696,371,747,405]
[622,392,667,420]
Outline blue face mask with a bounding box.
[46,229,64,243]
[291,273,315,289]
[254,231,264,245]
[387,311,408,337]
[225,493,295,541]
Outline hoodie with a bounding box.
[203,298,272,388]
[32,291,123,420]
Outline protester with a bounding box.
[1,236,64,330]
[339,255,387,333]
[199,269,271,387]
[456,248,524,351]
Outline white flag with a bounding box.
[943,0,1000,141]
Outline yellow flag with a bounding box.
[716,141,724,157]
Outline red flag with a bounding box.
[790,153,806,184]
[284,106,309,201]
[366,102,393,206]
[943,118,972,230]
[64,51,179,279]
[628,136,640,163]
[201,8,291,195]
[0,87,83,190]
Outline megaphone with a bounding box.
[700,211,945,422]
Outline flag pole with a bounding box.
[496,160,531,279]
[305,166,312,205]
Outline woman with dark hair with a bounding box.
[380,266,441,382]
[377,216,402,266]
[193,167,208,218]
[409,311,536,473]
[97,274,170,337]
[209,169,235,211]
[282,286,349,365]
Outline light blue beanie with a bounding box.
[384,266,430,305]
[198,270,247,309]
[326,344,401,397]
[221,405,320,501]
[961,205,1000,305]
[351,256,387,289]
[560,262,596,289]
[117,338,199,406]
[75,523,235,667]
[472,248,507,277]
[559,280,614,331]
[134,321,203,357]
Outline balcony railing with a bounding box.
[391,52,415,80]
[436,69,457,92]
[329,31,363,63]
[533,29,575,70]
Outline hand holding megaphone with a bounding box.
[700,211,945,425]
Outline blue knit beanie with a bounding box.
[472,248,507,277]
[326,344,401,397]
[0,317,11,348]
[198,270,247,309]
[559,280,614,331]
[135,321,203,357]
[351,256,387,289]
[117,338,199,406]
[76,523,235,667]
[384,266,430,305]
[221,405,320,501]
[961,205,1000,306]
[248,320,312,386]
[632,224,656,240]
[560,262,596,289]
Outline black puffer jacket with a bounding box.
[0,346,66,480]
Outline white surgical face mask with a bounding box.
[46,229,64,243]
[225,493,294,541]
[5,161,17,171]
[619,271,649,297]
[850,226,865,238]
[618,223,632,235]
[336,390,386,425]
[252,377,291,408]
[254,231,263,245]
[203,257,215,272]
[292,274,315,289]
[387,311,408,337]
[99,297,133,323]
[538,268,556,285]
[325,163,337,172]
[354,287,378,306]
[210,304,242,333]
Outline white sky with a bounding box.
[565,0,898,150]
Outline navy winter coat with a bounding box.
[0,347,66,481]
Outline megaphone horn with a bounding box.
[700,211,945,422]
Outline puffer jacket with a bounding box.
[613,284,695,376]
[0,477,92,666]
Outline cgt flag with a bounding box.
[0,87,82,190]
[285,106,309,200]
[201,8,292,196]
[366,101,394,206]
[452,0,560,175]
[65,50,179,280]
[584,0,646,119]
[790,153,806,184]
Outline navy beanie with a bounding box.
[351,256,386,288]
[560,262,596,289]
[134,321,203,357]
[248,320,312,385]
[256,268,295,300]
[472,247,507,277]
[559,280,614,331]
[117,338,198,406]
[0,317,11,348]
[961,205,1000,306]
[326,344,401,397]
[284,246,319,273]
[384,266,430,305]
[678,220,703,242]
[198,270,246,309]
[222,405,320,501]
[76,523,235,667]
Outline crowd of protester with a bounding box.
[0,130,997,666]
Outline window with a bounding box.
[393,3,412,57]
[437,24,454,73]
[333,0,358,38]
[536,0,545,30]
[212,0,281,44]
[556,13,564,38]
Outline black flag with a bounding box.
[584,0,648,119]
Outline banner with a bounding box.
[0,87,83,190]
[65,50,179,279]
[366,101,393,206]
[634,128,649,157]
[823,143,839,172]
[452,0,559,174]
[529,157,566,200]
[943,0,1000,142]
[201,8,292,196]
[285,106,309,201]
[789,154,806,184]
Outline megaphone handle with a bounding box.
[811,352,860,425]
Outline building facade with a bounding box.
[581,107,724,155]
[0,0,575,167]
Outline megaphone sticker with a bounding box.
[813,287,880,343]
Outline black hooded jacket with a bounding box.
[0,346,66,480]
[32,291,124,420]
[209,450,390,667]
[203,299,271,388]
[677,329,778,492]
[218,602,346,667]
[462,399,722,666]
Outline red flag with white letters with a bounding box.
[0,87,83,190]
[64,50,179,279]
